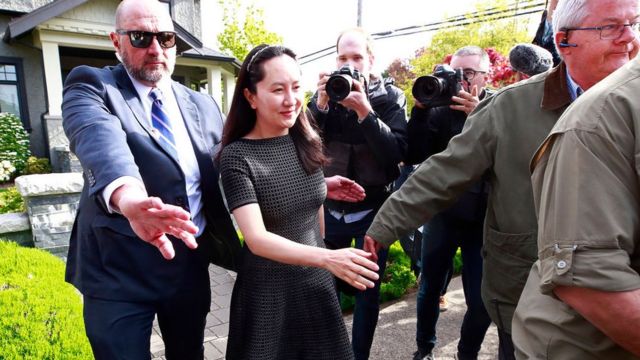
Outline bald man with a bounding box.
[62,1,240,358]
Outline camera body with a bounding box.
[326,65,364,102]
[412,64,463,107]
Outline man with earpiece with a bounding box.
[512,0,640,358]
[364,0,640,359]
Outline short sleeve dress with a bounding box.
[220,135,353,360]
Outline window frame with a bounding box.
[0,56,30,131]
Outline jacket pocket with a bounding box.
[91,214,149,272]
[92,213,137,237]
[482,227,537,304]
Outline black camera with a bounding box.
[412,64,463,107]
[326,65,363,102]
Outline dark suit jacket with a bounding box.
[62,64,240,302]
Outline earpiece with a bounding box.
[559,37,578,48]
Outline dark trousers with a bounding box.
[324,208,389,360]
[416,212,491,358]
[83,271,211,360]
[497,328,516,360]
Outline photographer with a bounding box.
[407,46,493,360]
[307,27,407,360]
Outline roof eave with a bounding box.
[4,0,88,42]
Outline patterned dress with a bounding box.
[220,135,353,360]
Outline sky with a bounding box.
[201,0,541,91]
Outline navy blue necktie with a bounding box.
[576,87,584,98]
[149,88,178,159]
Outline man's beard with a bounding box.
[120,50,173,83]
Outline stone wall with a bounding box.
[15,173,83,256]
[0,212,32,246]
[53,145,82,173]
[173,0,202,39]
[0,0,55,13]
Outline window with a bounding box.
[0,57,29,130]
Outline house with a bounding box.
[0,0,239,171]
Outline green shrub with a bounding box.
[380,241,418,302]
[0,187,24,214]
[341,241,417,310]
[453,247,463,275]
[0,113,30,180]
[23,156,52,175]
[0,160,16,183]
[0,241,92,359]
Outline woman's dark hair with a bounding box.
[217,44,326,174]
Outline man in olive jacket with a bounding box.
[513,0,640,358]
[365,0,639,358]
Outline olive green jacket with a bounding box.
[366,63,571,333]
[513,58,640,360]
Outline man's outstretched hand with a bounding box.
[112,184,198,260]
[326,175,366,202]
[364,235,385,262]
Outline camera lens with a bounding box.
[412,76,447,104]
[326,75,352,102]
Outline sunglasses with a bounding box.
[116,30,177,49]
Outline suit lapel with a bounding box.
[114,65,152,134]
[114,65,181,166]
[172,83,218,188]
[173,84,211,160]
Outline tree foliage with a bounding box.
[384,58,415,87]
[386,0,534,107]
[217,0,283,61]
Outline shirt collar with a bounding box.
[124,69,173,101]
[565,68,582,101]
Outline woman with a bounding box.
[218,44,380,359]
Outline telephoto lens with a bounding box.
[325,65,362,102]
[412,65,463,108]
[326,75,353,102]
[412,76,448,104]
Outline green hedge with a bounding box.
[0,241,92,359]
[22,156,52,175]
[380,241,418,302]
[341,241,417,310]
[0,187,24,214]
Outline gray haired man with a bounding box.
[364,0,639,359]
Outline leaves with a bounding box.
[0,113,30,182]
[340,241,417,310]
[0,187,24,214]
[216,0,283,61]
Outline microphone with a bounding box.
[509,43,554,76]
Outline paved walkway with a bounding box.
[151,264,499,360]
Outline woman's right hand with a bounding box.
[323,248,380,290]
